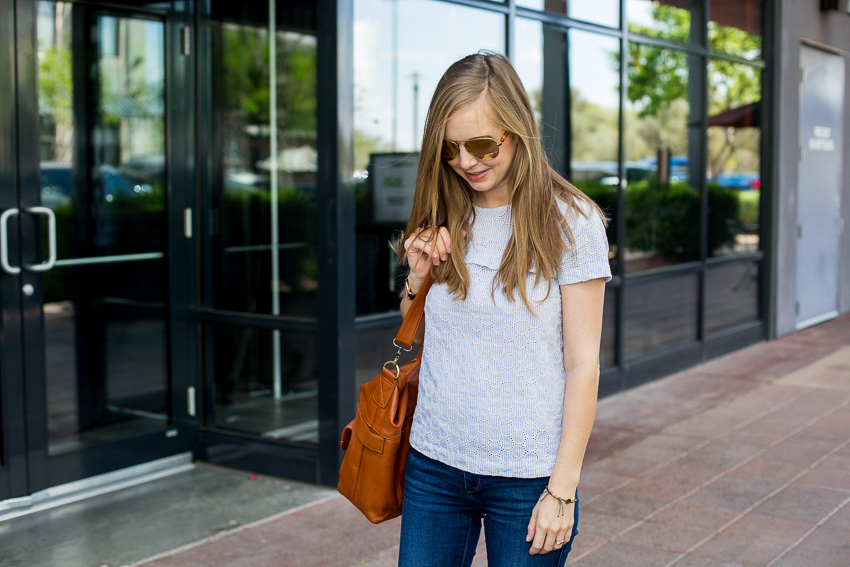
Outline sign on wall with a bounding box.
[370,153,419,224]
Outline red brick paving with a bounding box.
[135,314,850,567]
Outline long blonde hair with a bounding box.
[398,51,607,310]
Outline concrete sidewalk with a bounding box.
[4,316,850,567]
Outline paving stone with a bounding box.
[582,492,666,521]
[615,434,705,463]
[648,504,738,532]
[730,417,804,443]
[730,456,809,485]
[751,484,849,524]
[670,556,745,567]
[676,441,763,473]
[616,520,711,553]
[583,456,658,477]
[690,514,813,566]
[761,402,832,426]
[570,511,636,540]
[564,533,607,562]
[716,430,784,448]
[771,527,850,567]
[795,464,850,491]
[568,542,680,567]
[579,470,634,492]
[816,454,850,473]
[810,412,850,433]
[776,346,850,393]
[139,496,401,567]
[680,475,782,514]
[822,506,850,532]
[616,464,718,502]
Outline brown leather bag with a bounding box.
[338,275,432,524]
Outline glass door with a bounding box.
[0,0,186,497]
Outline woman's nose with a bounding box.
[457,145,479,169]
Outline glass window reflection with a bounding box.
[569,29,620,273]
[627,0,700,43]
[205,326,318,445]
[353,0,505,316]
[569,0,620,28]
[625,44,700,272]
[514,19,567,173]
[624,273,699,358]
[207,14,318,317]
[705,260,759,334]
[709,0,762,60]
[37,3,170,455]
[707,60,760,257]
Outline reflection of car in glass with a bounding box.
[40,162,73,209]
[569,160,659,186]
[40,161,159,209]
[713,172,760,190]
[118,154,165,187]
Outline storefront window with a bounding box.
[569,0,620,28]
[625,44,700,272]
[204,326,317,444]
[707,60,760,258]
[199,3,319,446]
[709,0,762,60]
[625,273,699,357]
[569,29,620,274]
[206,14,318,318]
[627,0,701,43]
[514,19,568,173]
[706,260,759,334]
[353,0,505,315]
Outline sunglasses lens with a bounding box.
[441,141,459,160]
[466,139,499,160]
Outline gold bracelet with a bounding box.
[405,278,418,300]
[539,486,577,518]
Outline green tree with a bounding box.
[571,88,619,163]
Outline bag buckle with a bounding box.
[382,339,413,380]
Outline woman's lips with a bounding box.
[465,170,488,182]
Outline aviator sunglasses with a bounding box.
[441,131,508,161]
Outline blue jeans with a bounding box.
[398,448,579,567]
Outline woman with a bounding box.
[396,52,611,567]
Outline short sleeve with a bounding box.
[557,200,613,285]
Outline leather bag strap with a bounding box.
[394,274,432,348]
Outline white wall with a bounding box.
[774,3,850,337]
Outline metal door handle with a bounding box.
[0,208,21,275]
[25,206,57,272]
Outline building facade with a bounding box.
[0,0,847,503]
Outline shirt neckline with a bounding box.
[473,203,511,213]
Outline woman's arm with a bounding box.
[527,277,606,554]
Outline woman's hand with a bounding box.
[403,226,452,286]
[526,490,575,555]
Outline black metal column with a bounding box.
[0,0,27,500]
[316,0,356,486]
[165,0,199,449]
[16,0,49,494]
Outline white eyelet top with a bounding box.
[409,197,612,478]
